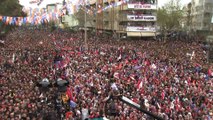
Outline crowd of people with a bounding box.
[0,27,212,120]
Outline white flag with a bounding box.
[12,53,15,63]
[190,51,195,60]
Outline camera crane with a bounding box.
[104,94,164,120]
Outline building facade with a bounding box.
[120,0,158,37]
[85,0,158,37]
[191,0,213,31]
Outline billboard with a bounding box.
[126,26,156,32]
[127,15,157,21]
[127,4,157,10]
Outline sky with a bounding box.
[158,0,191,7]
[19,0,64,9]
[19,0,192,9]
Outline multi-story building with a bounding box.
[119,0,158,37]
[191,0,213,31]
[85,0,158,37]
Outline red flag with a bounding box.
[125,59,129,64]
[65,111,72,119]
[130,74,135,80]
[113,72,120,79]
[137,80,143,90]
[66,87,73,100]
[161,91,165,100]
[208,69,213,76]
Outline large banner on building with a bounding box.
[126,26,156,32]
[127,4,157,10]
[127,15,156,21]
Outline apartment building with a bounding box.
[191,0,213,31]
[85,0,158,37]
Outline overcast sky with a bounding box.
[158,0,191,7]
[19,0,192,8]
[19,0,63,9]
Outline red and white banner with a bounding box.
[126,26,156,32]
[127,15,157,21]
[127,4,157,10]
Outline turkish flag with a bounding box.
[65,111,72,119]
[208,69,213,76]
[137,80,143,90]
[66,87,73,100]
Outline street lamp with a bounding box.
[84,0,88,49]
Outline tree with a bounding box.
[0,0,26,34]
[157,7,169,32]
[157,0,184,31]
[73,5,95,27]
[0,0,26,17]
[186,3,192,30]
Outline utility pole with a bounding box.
[84,0,88,49]
[61,0,66,25]
[95,0,98,37]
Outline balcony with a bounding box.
[127,15,156,21]
[126,26,156,32]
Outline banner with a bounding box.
[0,0,130,26]
[127,4,157,10]
[127,15,156,21]
[126,26,156,32]
[0,16,50,26]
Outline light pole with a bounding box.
[95,0,98,37]
[84,0,88,49]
